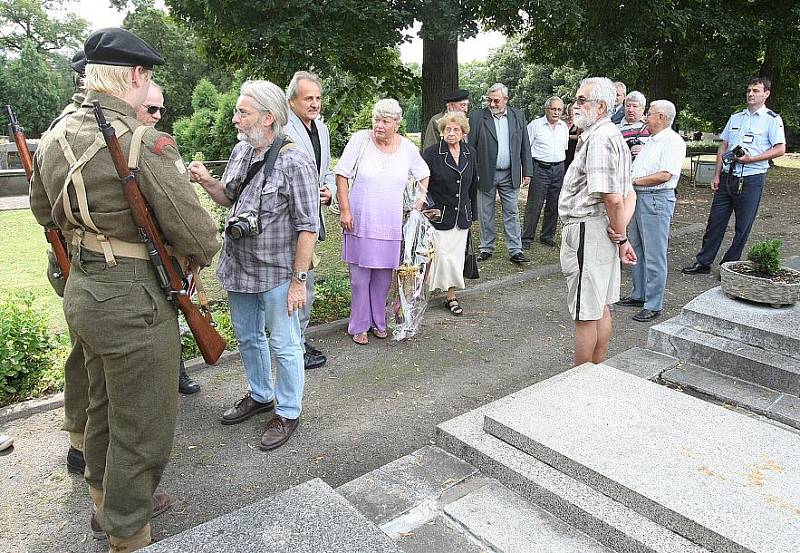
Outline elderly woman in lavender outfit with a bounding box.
[335,99,430,345]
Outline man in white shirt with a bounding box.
[522,96,569,248]
[615,100,686,322]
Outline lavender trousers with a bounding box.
[348,264,393,335]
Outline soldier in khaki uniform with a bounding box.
[29,28,220,552]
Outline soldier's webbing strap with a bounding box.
[127,124,150,169]
[52,117,136,266]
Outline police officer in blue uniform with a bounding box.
[683,77,786,275]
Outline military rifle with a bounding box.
[92,101,226,365]
[5,105,71,280]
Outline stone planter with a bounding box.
[720,261,800,307]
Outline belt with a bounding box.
[535,159,563,168]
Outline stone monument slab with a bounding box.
[143,478,402,552]
[484,363,800,553]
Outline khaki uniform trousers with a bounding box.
[47,251,90,446]
[63,249,179,539]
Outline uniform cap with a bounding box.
[70,50,87,76]
[444,89,470,103]
[84,28,164,69]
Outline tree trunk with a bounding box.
[759,30,782,113]
[422,38,458,131]
[647,42,678,103]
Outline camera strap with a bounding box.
[233,137,290,215]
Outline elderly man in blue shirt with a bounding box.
[683,77,785,275]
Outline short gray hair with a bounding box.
[614,81,627,93]
[487,83,509,98]
[286,70,323,100]
[580,77,616,117]
[372,98,402,121]
[240,80,288,137]
[650,100,676,125]
[626,91,646,106]
[544,95,563,109]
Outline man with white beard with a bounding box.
[189,80,319,451]
[558,77,637,366]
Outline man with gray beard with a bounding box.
[189,80,319,451]
[558,77,637,366]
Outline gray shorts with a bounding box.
[560,216,620,321]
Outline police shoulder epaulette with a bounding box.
[767,110,778,118]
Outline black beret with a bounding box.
[444,89,470,103]
[70,50,87,76]
[84,28,164,69]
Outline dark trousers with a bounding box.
[696,171,766,267]
[522,161,564,244]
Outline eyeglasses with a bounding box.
[144,105,166,116]
[233,108,257,117]
[575,96,593,106]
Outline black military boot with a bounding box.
[178,359,200,395]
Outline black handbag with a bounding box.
[463,232,479,280]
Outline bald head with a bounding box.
[136,83,165,127]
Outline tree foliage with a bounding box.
[121,1,231,133]
[484,0,800,130]
[0,0,87,54]
[172,77,241,161]
[4,41,64,136]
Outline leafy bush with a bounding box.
[747,239,782,276]
[180,302,238,361]
[311,273,351,324]
[685,141,720,156]
[0,292,58,404]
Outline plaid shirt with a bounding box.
[558,117,632,224]
[216,140,319,293]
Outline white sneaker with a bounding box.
[0,434,13,451]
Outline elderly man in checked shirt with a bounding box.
[190,80,319,451]
[558,77,637,367]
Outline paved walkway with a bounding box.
[0,194,29,211]
[2,178,799,552]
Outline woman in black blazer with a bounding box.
[421,112,479,316]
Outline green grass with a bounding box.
[0,210,67,331]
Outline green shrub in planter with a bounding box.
[0,292,58,404]
[747,239,782,276]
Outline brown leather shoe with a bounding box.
[90,490,171,541]
[259,415,299,451]
[221,392,275,425]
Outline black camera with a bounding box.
[722,145,746,164]
[225,211,260,240]
[626,137,643,150]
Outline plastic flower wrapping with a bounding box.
[387,182,435,341]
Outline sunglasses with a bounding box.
[144,105,166,116]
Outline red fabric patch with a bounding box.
[151,136,176,155]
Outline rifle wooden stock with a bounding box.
[45,228,70,280]
[92,102,226,365]
[5,105,72,282]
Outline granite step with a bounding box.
[338,445,615,552]
[436,391,709,553]
[678,287,800,360]
[143,478,403,552]
[443,481,612,552]
[647,318,800,395]
[662,363,800,431]
[484,364,800,553]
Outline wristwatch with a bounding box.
[293,271,308,283]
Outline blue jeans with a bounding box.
[228,282,304,419]
[696,172,765,267]
[629,189,675,311]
